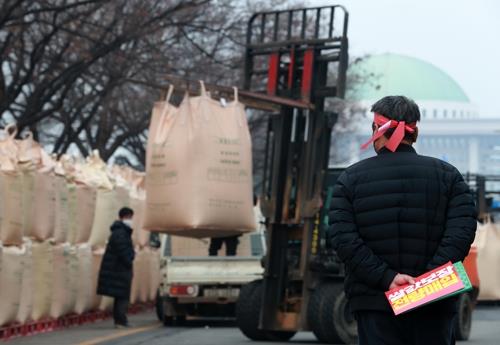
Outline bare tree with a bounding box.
[64,0,303,167]
[1,0,371,173]
[0,0,209,135]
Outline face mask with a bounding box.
[123,219,133,228]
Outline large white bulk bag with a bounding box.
[20,171,35,238]
[0,172,23,245]
[53,176,70,243]
[28,172,56,241]
[0,125,24,245]
[16,239,33,323]
[146,86,174,167]
[68,184,97,244]
[476,221,500,300]
[67,245,79,313]
[139,249,150,303]
[0,124,19,163]
[31,241,54,321]
[18,138,57,241]
[116,186,130,209]
[50,244,78,318]
[88,189,118,247]
[0,244,26,326]
[66,184,77,243]
[98,296,113,311]
[76,151,116,247]
[131,191,149,247]
[144,85,255,238]
[74,244,93,314]
[149,248,161,301]
[130,249,141,304]
[130,248,149,304]
[90,248,105,310]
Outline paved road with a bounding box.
[8,306,500,345]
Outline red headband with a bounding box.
[361,113,417,152]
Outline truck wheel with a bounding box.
[155,290,164,322]
[236,280,296,342]
[455,293,473,340]
[308,282,357,344]
[163,315,186,326]
[160,295,186,327]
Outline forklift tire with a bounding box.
[307,282,357,344]
[236,280,296,342]
[455,293,473,340]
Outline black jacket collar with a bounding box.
[377,144,417,155]
[111,220,133,236]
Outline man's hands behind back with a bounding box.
[389,273,416,290]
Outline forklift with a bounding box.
[235,5,357,344]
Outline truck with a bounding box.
[155,232,266,324]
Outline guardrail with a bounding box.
[0,302,154,342]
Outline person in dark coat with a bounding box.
[97,207,135,328]
[329,96,477,345]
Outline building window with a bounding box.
[433,109,437,118]
[443,109,447,118]
[460,110,464,118]
[452,110,456,118]
[422,109,426,118]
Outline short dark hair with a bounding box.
[371,96,420,142]
[119,207,134,219]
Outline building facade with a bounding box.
[331,53,500,175]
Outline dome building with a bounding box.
[331,53,500,175]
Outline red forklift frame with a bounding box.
[236,6,356,343]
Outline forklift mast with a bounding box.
[243,6,349,332]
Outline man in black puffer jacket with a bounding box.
[329,96,476,345]
[97,207,135,328]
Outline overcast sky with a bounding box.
[311,0,500,117]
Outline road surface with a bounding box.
[8,305,500,345]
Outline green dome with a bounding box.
[347,53,470,102]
